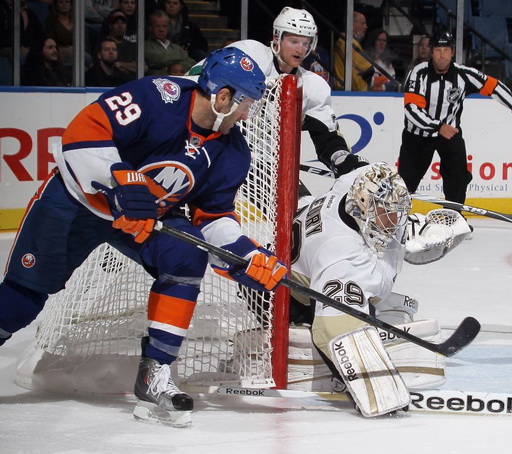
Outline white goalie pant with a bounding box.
[328,326,410,417]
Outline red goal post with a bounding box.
[15,74,303,393]
[271,75,302,388]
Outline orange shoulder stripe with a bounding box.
[404,92,427,109]
[62,103,113,146]
[480,76,498,96]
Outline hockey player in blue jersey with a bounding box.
[0,47,287,426]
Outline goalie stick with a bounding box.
[184,384,512,416]
[300,163,512,224]
[154,222,480,357]
[411,194,512,224]
[300,163,335,178]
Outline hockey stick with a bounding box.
[411,194,512,224]
[299,163,512,224]
[300,163,335,178]
[184,384,512,416]
[155,222,480,357]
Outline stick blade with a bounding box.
[437,317,481,357]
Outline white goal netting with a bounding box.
[15,75,301,394]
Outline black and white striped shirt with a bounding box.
[403,61,512,137]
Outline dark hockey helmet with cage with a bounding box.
[198,47,266,102]
[429,30,455,48]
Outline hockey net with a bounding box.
[15,75,302,394]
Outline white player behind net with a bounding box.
[15,75,301,394]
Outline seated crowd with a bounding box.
[2,1,488,91]
[0,0,208,87]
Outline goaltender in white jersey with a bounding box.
[191,7,362,178]
[291,162,471,417]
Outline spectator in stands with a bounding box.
[160,0,208,61]
[144,9,196,76]
[45,0,92,67]
[21,35,72,86]
[0,0,44,65]
[85,0,118,54]
[85,37,133,86]
[105,10,138,78]
[363,28,400,91]
[406,35,431,75]
[332,10,373,91]
[112,0,136,43]
[167,61,187,75]
[85,0,118,25]
[145,0,160,16]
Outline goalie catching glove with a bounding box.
[91,162,157,243]
[212,236,287,292]
[405,209,471,265]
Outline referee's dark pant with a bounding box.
[397,129,473,204]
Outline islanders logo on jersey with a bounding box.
[240,57,255,71]
[21,253,36,268]
[139,161,195,216]
[153,78,181,104]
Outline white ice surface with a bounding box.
[1,218,512,453]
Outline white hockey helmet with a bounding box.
[272,7,318,58]
[346,162,411,254]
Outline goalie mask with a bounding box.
[346,162,411,255]
[272,7,318,58]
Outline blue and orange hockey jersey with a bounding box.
[53,76,250,235]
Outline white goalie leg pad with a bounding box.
[379,319,446,390]
[328,326,410,417]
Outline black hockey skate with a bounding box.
[133,356,194,427]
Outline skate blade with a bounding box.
[133,400,192,428]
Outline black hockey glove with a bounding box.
[330,151,369,177]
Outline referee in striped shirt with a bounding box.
[397,30,512,204]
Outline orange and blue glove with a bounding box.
[92,162,157,243]
[212,236,287,292]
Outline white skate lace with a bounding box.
[148,364,181,397]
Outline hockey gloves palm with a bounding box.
[92,162,157,243]
[213,236,287,292]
